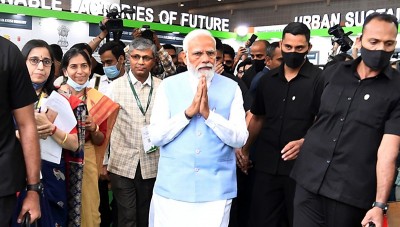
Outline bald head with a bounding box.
[250,40,269,60]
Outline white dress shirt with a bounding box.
[88,74,112,97]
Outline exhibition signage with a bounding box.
[295,7,400,29]
[0,13,31,29]
[0,0,230,31]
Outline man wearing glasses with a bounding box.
[107,37,161,227]
[148,29,248,227]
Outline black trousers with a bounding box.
[0,194,17,226]
[293,184,367,227]
[109,162,155,227]
[248,170,295,227]
[229,167,255,227]
[99,179,112,227]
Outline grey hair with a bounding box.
[182,29,216,52]
[128,37,157,58]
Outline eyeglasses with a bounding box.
[130,54,154,62]
[28,57,53,67]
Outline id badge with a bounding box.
[141,125,158,154]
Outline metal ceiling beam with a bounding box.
[188,0,324,14]
[138,0,193,7]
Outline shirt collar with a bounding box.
[129,70,152,86]
[100,75,111,83]
[273,59,313,78]
[297,59,314,78]
[348,57,395,80]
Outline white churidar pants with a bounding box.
[149,193,232,227]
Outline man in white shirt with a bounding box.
[148,29,248,227]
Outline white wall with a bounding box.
[1,17,91,51]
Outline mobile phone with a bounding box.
[141,25,150,31]
[140,25,154,41]
[247,34,258,47]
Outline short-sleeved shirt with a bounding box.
[291,57,400,209]
[251,60,323,175]
[0,37,37,196]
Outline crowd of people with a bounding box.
[1,12,399,227]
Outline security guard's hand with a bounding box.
[361,207,384,227]
[281,138,304,161]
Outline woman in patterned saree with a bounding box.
[59,47,118,227]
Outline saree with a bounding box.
[81,88,119,227]
[65,88,119,226]
[65,96,86,227]
[86,88,119,175]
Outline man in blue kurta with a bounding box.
[148,29,248,227]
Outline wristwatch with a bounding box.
[27,182,44,194]
[372,201,388,214]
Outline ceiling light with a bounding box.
[179,2,184,7]
[236,25,249,37]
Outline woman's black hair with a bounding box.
[61,47,92,72]
[21,39,55,94]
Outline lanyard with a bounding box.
[34,90,44,109]
[127,74,153,117]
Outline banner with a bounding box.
[0,13,31,29]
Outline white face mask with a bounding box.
[65,73,89,92]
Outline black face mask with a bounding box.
[282,51,307,69]
[252,59,265,73]
[360,47,393,70]
[224,65,234,74]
